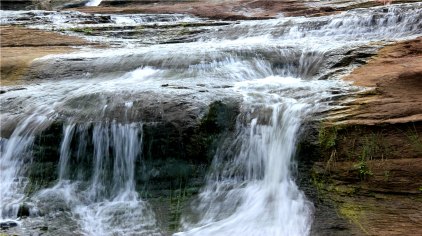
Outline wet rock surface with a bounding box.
[0,0,33,10]
[310,38,422,235]
[0,10,235,86]
[0,26,88,85]
[14,99,239,234]
[74,0,422,20]
[0,221,18,229]
[1,2,422,236]
[297,137,365,236]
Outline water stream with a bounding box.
[35,122,160,235]
[176,77,328,236]
[86,0,102,7]
[0,2,421,235]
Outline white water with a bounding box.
[0,108,55,222]
[0,2,421,235]
[86,0,102,7]
[0,120,35,221]
[176,76,346,236]
[36,122,160,235]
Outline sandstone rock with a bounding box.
[311,38,422,235]
[32,0,89,10]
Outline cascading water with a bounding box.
[176,77,326,235]
[35,122,160,235]
[0,108,54,221]
[86,0,102,7]
[1,2,421,235]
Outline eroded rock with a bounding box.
[308,38,422,235]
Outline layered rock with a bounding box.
[74,0,422,20]
[311,38,422,235]
[0,26,90,85]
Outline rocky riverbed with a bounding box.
[1,1,421,236]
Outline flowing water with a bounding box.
[175,77,331,236]
[86,0,102,7]
[35,122,160,235]
[0,2,421,235]
[0,111,53,220]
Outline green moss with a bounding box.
[318,124,338,151]
[168,182,194,231]
[339,203,359,221]
[406,124,422,154]
[180,22,190,27]
[312,173,326,193]
[312,171,358,197]
[334,186,357,195]
[356,160,372,180]
[178,28,190,36]
[339,203,369,235]
[70,27,94,35]
[24,122,62,196]
[354,134,383,180]
[25,161,58,195]
[314,123,422,234]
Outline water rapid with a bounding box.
[1,2,421,235]
[86,0,102,7]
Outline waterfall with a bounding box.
[0,110,53,221]
[0,126,34,221]
[34,122,160,235]
[175,75,342,235]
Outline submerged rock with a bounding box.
[0,221,18,229]
[17,204,31,218]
